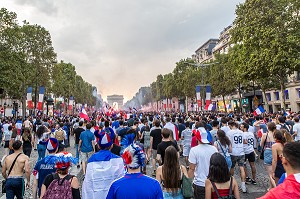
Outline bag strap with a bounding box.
[210,180,221,198]
[217,141,227,157]
[229,176,233,195]
[262,131,269,150]
[7,153,22,177]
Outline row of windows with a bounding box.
[265,89,300,101]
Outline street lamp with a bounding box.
[184,61,219,110]
[3,102,6,117]
[46,97,54,116]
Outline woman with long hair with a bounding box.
[272,130,285,185]
[156,146,188,199]
[282,129,294,143]
[205,153,240,199]
[22,127,33,157]
[214,130,232,170]
[260,122,276,189]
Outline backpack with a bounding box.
[210,177,236,199]
[55,130,65,141]
[42,174,73,199]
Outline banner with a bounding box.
[205,85,211,110]
[196,85,201,107]
[27,87,34,109]
[68,96,74,110]
[37,86,45,110]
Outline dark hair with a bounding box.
[275,130,286,145]
[144,125,150,132]
[59,122,64,128]
[185,121,190,128]
[104,120,110,128]
[8,125,12,131]
[86,123,92,130]
[162,146,180,194]
[212,120,219,127]
[208,153,231,183]
[221,118,227,124]
[12,140,22,150]
[79,121,83,126]
[278,116,285,124]
[119,120,124,125]
[162,128,171,138]
[228,121,237,127]
[154,120,160,127]
[36,125,46,139]
[294,117,299,122]
[166,117,171,122]
[126,128,137,140]
[267,122,276,132]
[217,130,231,146]
[242,122,249,130]
[283,142,300,170]
[195,122,205,129]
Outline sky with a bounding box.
[1,0,244,102]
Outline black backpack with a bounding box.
[210,177,236,199]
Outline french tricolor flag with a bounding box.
[80,106,90,121]
[196,85,201,107]
[205,85,211,110]
[37,87,45,110]
[27,87,34,109]
[253,105,265,116]
[68,96,74,110]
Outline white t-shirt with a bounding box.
[164,122,176,140]
[243,131,255,154]
[227,129,245,156]
[182,129,192,147]
[2,123,10,133]
[221,125,231,137]
[293,123,300,141]
[188,144,217,187]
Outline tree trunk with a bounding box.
[22,82,26,119]
[185,96,188,114]
[222,95,227,113]
[280,79,286,111]
[262,88,269,113]
[238,84,243,114]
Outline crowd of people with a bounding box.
[0,111,299,199]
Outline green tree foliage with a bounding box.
[230,0,300,109]
[0,8,96,108]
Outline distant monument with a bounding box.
[107,95,124,109]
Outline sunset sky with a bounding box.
[1,0,244,102]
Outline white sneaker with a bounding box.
[241,184,247,193]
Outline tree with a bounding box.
[231,0,300,109]
[209,53,237,112]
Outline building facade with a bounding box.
[194,39,219,63]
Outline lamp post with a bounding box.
[46,97,54,116]
[185,61,219,110]
[3,102,6,117]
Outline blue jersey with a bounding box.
[107,173,163,199]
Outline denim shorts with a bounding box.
[264,149,272,165]
[163,189,183,199]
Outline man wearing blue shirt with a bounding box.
[79,123,95,176]
[32,138,59,199]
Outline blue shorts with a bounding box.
[264,149,272,165]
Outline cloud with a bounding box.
[2,0,244,102]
